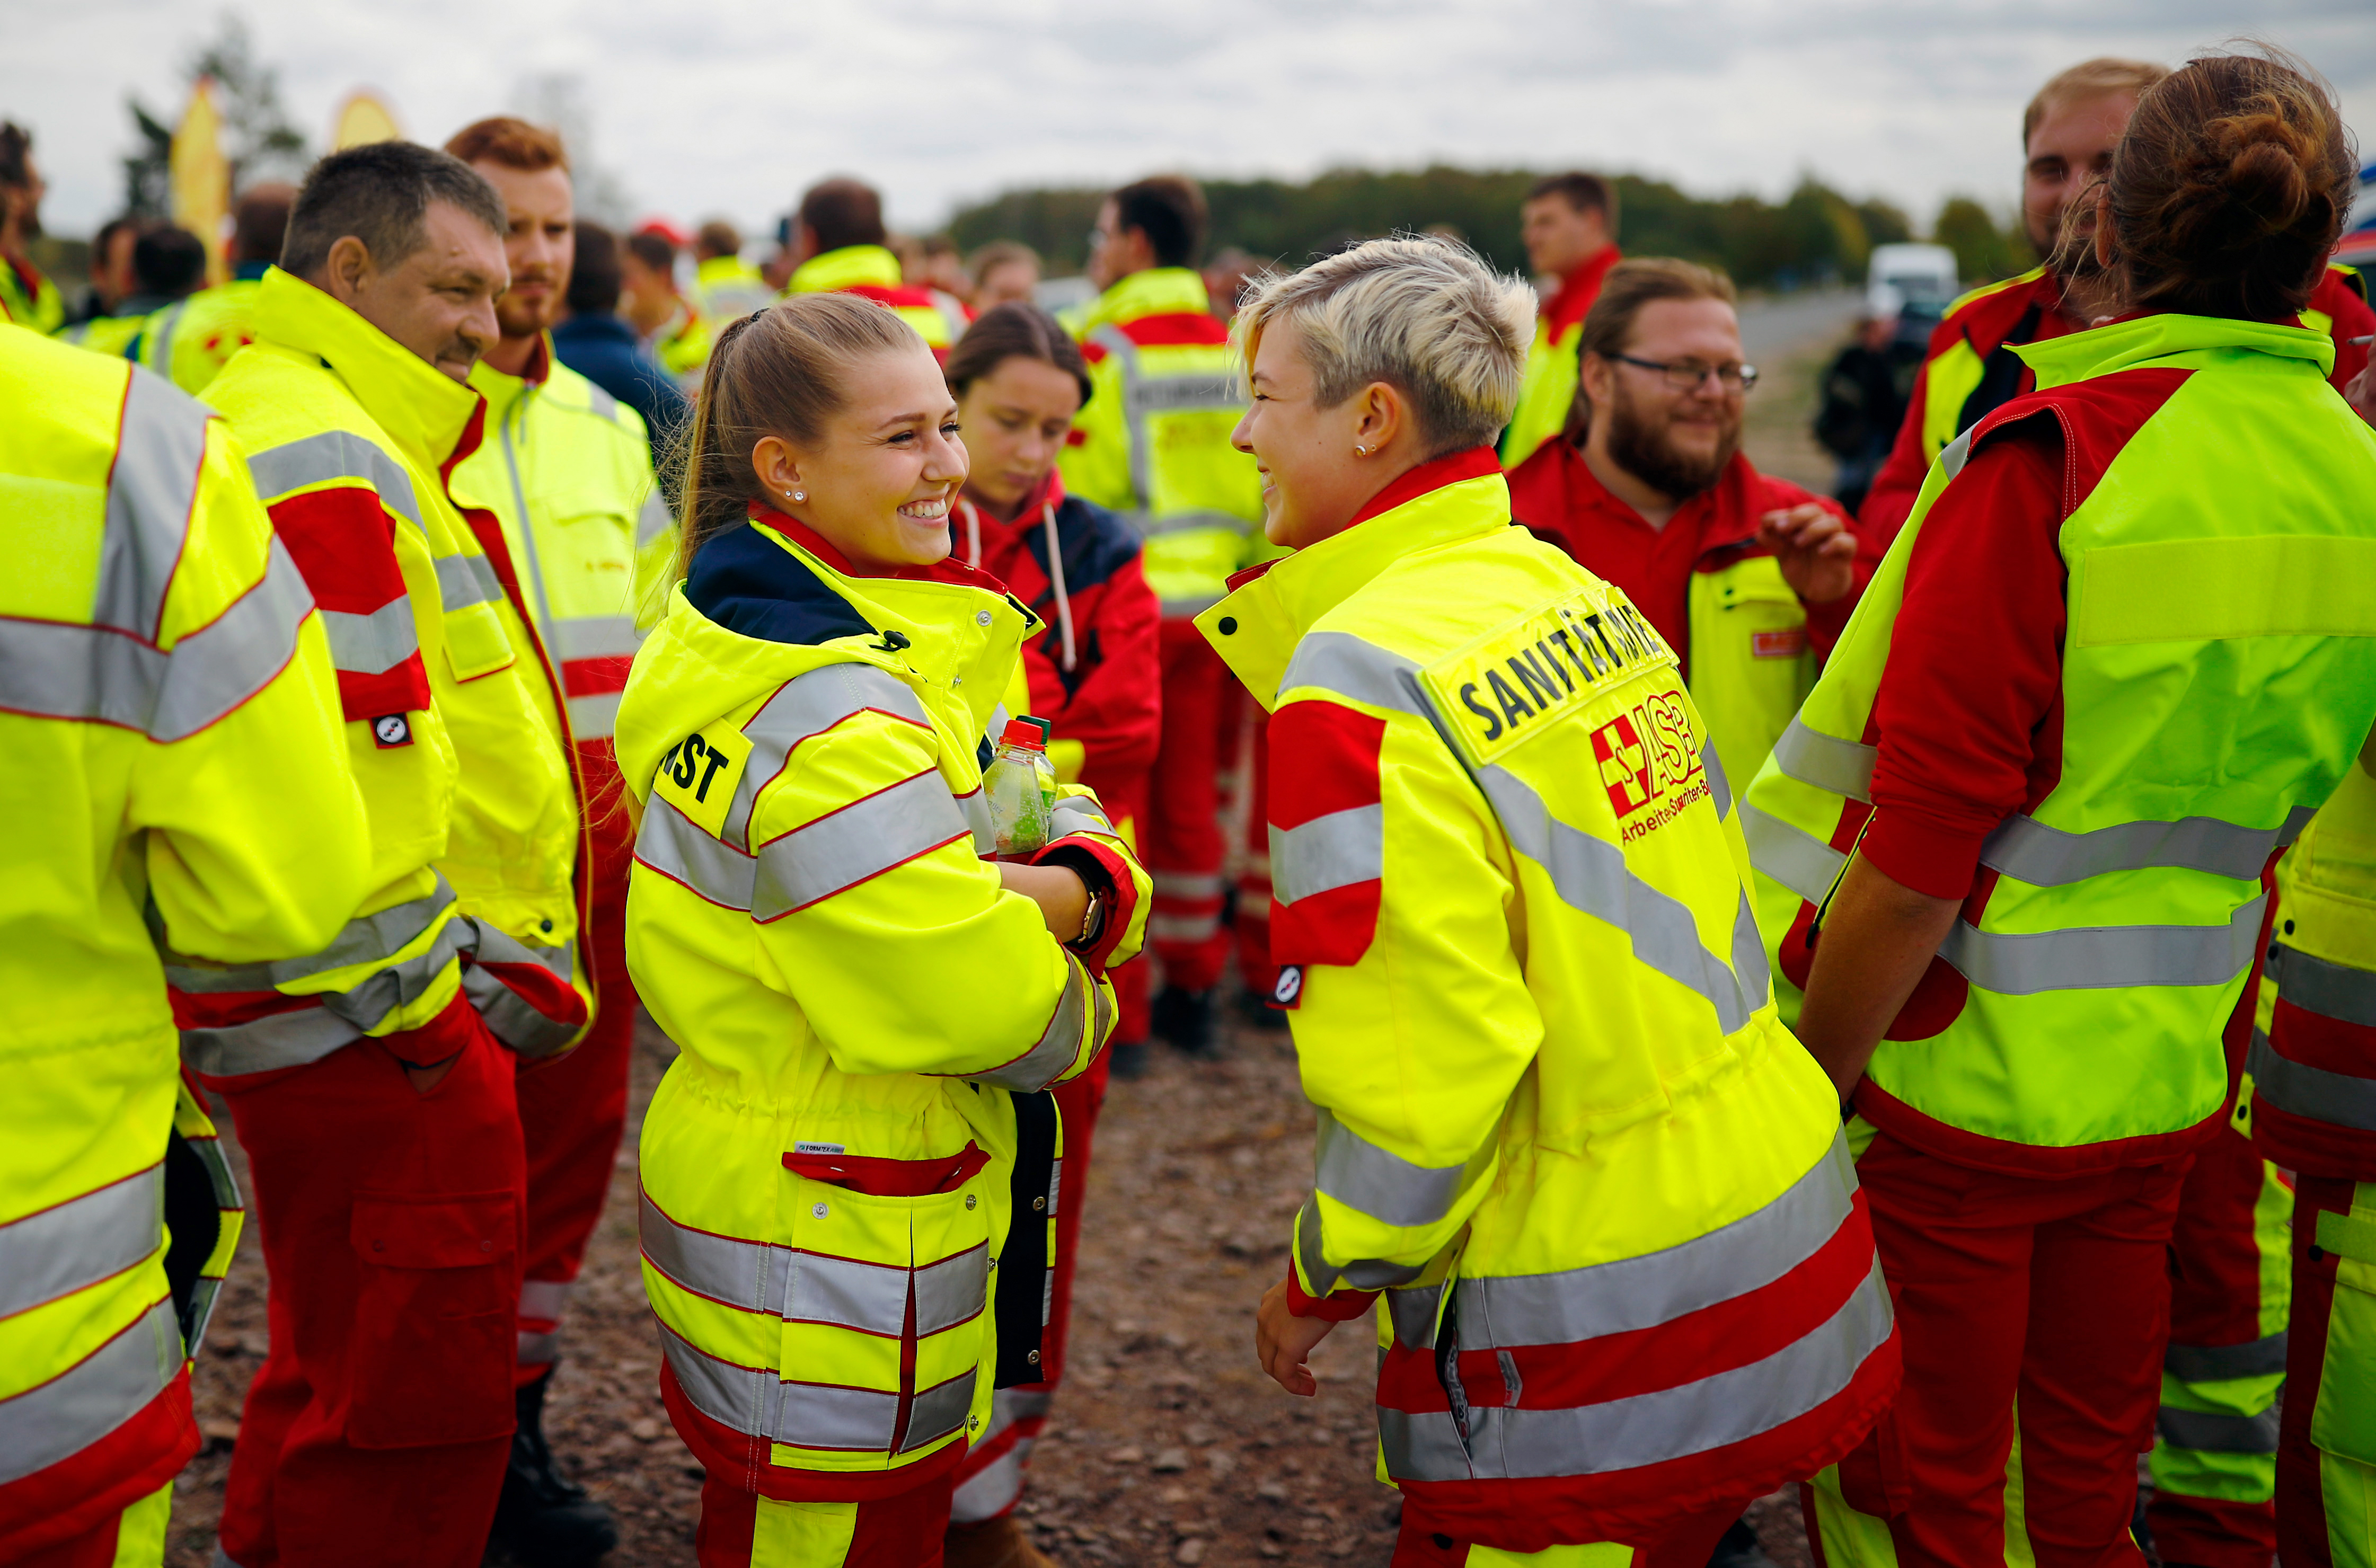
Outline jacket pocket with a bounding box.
[441,600,518,683]
[346,1190,518,1449]
[2312,1197,2376,1465]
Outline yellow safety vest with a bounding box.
[786,245,955,353]
[458,344,665,742]
[0,326,365,1544]
[692,254,775,325]
[182,269,589,1074]
[134,272,267,396]
[1060,267,1265,616]
[0,255,65,334]
[619,517,1147,1490]
[1197,457,1893,1535]
[54,311,146,358]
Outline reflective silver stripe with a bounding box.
[1152,871,1225,899]
[914,1246,992,1336]
[1295,1194,1426,1295]
[1380,1259,1894,1481]
[2157,1405,2280,1454]
[519,1279,572,1320]
[657,1321,977,1455]
[1280,630,1423,714]
[1452,1132,1857,1349]
[1271,804,1385,903]
[1386,1283,1447,1352]
[1047,795,1114,841]
[1148,913,1221,942]
[0,534,315,742]
[968,952,1094,1093]
[957,786,997,856]
[1477,764,1770,1034]
[319,598,419,676]
[459,920,580,1057]
[517,1330,560,1363]
[638,489,673,548]
[100,368,210,641]
[2165,1332,2287,1383]
[754,770,968,918]
[643,1189,791,1315]
[1313,1107,1464,1229]
[2248,1027,2376,1132]
[1702,740,1732,819]
[164,875,460,994]
[1982,809,2310,887]
[643,1190,988,1339]
[180,1004,364,1078]
[553,614,641,662]
[635,796,756,911]
[0,1165,163,1321]
[1939,429,1975,481]
[246,429,423,531]
[723,664,931,852]
[1771,717,1876,803]
[0,1295,182,1485]
[144,300,188,381]
[2274,944,2376,1028]
[790,1252,908,1336]
[434,550,506,612]
[1742,801,1848,904]
[568,692,621,737]
[951,1430,1032,1521]
[1940,895,2265,996]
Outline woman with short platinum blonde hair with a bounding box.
[1207,234,1897,1566]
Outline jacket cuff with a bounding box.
[1285,1263,1377,1322]
[1858,807,1988,901]
[1035,837,1138,972]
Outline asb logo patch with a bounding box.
[372,714,412,749]
[1270,964,1304,1010]
[1589,692,1708,838]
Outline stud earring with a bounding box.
[1354,444,1370,456]
[788,489,806,503]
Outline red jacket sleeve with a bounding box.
[2313,269,2374,396]
[1029,554,1163,783]
[1860,418,2068,900]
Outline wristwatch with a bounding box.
[1073,883,1109,949]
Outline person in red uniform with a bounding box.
[1498,171,1624,467]
[1860,56,2373,547]
[1508,257,1866,785]
[939,302,1161,1568]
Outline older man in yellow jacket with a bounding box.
[0,327,367,1567]
[182,141,590,1568]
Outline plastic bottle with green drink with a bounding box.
[983,715,1058,857]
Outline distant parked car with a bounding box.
[1866,243,1960,331]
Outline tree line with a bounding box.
[949,166,2036,290]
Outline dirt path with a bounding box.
[169,1012,1818,1567]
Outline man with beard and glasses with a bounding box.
[1509,257,1869,802]
[444,114,669,1568]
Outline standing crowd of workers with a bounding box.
[5,39,2376,1568]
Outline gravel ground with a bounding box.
[166,1007,1819,1567]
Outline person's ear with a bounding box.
[752,436,809,506]
[2092,187,2116,271]
[1353,381,1405,455]
[1579,352,1615,415]
[319,235,373,303]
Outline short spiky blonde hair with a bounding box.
[1232,235,1535,457]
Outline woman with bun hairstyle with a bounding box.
[615,292,1149,1566]
[1738,49,2376,1568]
[1218,234,1896,1565]
[935,303,1161,1566]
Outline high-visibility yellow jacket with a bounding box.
[1060,267,1266,616]
[651,297,711,379]
[1499,245,1623,468]
[131,267,268,395]
[177,269,590,1077]
[457,339,665,746]
[0,254,65,334]
[0,326,367,1555]
[1197,449,1896,1550]
[693,253,775,325]
[787,245,958,355]
[620,507,1147,1501]
[55,310,147,358]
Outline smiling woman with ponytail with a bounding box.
[1741,47,2376,1568]
[612,292,1149,1568]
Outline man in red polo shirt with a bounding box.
[1509,256,1864,799]
[1499,171,1624,467]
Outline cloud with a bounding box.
[6,0,2369,246]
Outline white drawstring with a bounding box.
[1042,501,1077,672]
[960,498,983,571]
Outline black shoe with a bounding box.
[490,1370,619,1567]
[1108,1040,1150,1080]
[1706,1518,1777,1568]
[1152,986,1216,1056]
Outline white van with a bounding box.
[1867,243,1962,321]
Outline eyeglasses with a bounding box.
[1611,353,1759,394]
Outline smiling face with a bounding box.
[1579,296,1745,500]
[1232,320,1379,550]
[2024,91,2137,260]
[755,342,969,573]
[955,354,1082,518]
[474,160,573,340]
[322,199,508,382]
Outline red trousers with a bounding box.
[947,1055,1111,1522]
[206,1009,526,1568]
[1145,619,1233,990]
[2276,1175,2372,1568]
[697,1468,953,1566]
[1805,1129,2188,1568]
[513,806,637,1383]
[1392,1496,1743,1565]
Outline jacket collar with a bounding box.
[1543,245,1622,334]
[2015,310,2336,389]
[1085,266,1213,331]
[250,267,486,471]
[467,333,554,421]
[1201,447,1507,708]
[695,254,762,285]
[791,245,903,295]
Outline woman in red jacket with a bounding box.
[940,302,1163,1568]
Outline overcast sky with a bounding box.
[6,0,2371,251]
